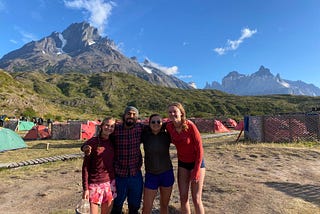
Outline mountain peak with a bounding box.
[204,66,320,96]
[143,59,151,65]
[61,22,101,53]
[0,22,191,89]
[252,65,273,77]
[224,71,245,79]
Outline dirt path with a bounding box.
[1,138,320,213]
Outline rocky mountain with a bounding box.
[0,22,192,89]
[204,66,320,96]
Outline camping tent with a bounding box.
[81,121,98,140]
[214,120,230,133]
[17,121,35,131]
[234,120,244,130]
[0,127,27,152]
[226,118,238,128]
[24,125,51,140]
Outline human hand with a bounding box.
[83,190,89,200]
[191,178,199,183]
[190,169,199,182]
[83,145,92,156]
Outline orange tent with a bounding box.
[226,118,238,128]
[214,120,230,133]
[81,121,100,140]
[24,125,51,140]
[234,120,244,130]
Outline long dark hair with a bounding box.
[148,113,166,132]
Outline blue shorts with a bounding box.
[178,159,206,170]
[144,169,175,190]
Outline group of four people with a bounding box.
[81,102,206,214]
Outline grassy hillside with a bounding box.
[1,69,320,121]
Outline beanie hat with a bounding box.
[124,106,139,117]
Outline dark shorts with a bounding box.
[144,169,175,190]
[113,171,143,209]
[178,159,206,170]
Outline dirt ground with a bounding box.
[1,134,320,214]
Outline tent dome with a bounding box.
[0,127,27,152]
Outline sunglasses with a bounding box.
[151,120,161,124]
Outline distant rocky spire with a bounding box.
[61,22,101,53]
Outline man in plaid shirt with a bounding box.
[111,106,144,214]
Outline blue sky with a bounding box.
[0,0,319,89]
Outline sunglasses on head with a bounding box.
[151,120,161,124]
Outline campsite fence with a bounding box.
[244,113,320,142]
[189,118,215,133]
[51,123,82,140]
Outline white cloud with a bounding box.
[178,75,192,79]
[64,0,115,35]
[13,26,38,43]
[188,82,197,89]
[143,59,195,86]
[240,28,257,39]
[214,27,257,55]
[12,25,38,44]
[146,59,179,75]
[20,31,38,43]
[213,47,225,55]
[9,39,18,44]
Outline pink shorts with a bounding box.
[88,180,117,205]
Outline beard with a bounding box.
[125,119,135,127]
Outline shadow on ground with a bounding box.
[265,181,320,206]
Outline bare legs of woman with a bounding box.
[142,188,157,214]
[159,186,173,214]
[90,201,113,214]
[90,202,99,214]
[191,168,205,214]
[178,167,205,214]
[142,186,173,214]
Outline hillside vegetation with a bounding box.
[1,69,320,121]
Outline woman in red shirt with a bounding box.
[166,102,205,214]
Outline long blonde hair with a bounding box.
[168,102,188,131]
[98,117,114,137]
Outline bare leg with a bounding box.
[178,167,191,214]
[90,202,100,214]
[191,168,205,214]
[101,200,114,214]
[142,187,157,214]
[159,186,173,214]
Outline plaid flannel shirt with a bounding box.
[112,122,144,177]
